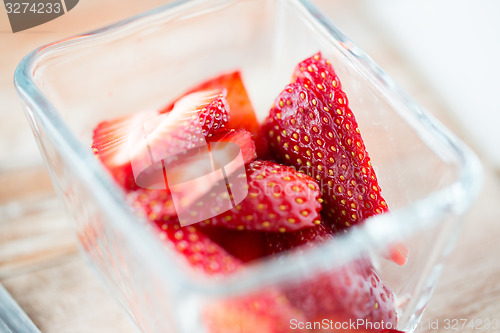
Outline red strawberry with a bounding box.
[283,259,398,331]
[92,109,157,189]
[208,129,257,165]
[263,53,388,230]
[153,220,241,274]
[92,90,229,190]
[263,53,408,265]
[130,193,268,264]
[265,220,398,331]
[125,129,256,223]
[129,193,267,264]
[198,160,323,232]
[161,71,269,157]
[127,187,176,222]
[204,289,305,333]
[265,220,335,254]
[202,227,267,263]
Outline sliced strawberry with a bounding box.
[127,187,176,222]
[208,129,257,165]
[265,219,399,329]
[130,194,267,264]
[161,71,269,157]
[92,110,157,189]
[265,220,336,255]
[263,53,389,230]
[201,227,267,263]
[92,90,229,190]
[153,219,241,275]
[283,259,398,331]
[125,130,256,224]
[264,218,399,331]
[162,129,256,225]
[204,289,305,333]
[263,54,408,265]
[198,160,323,232]
[129,193,265,266]
[161,71,258,135]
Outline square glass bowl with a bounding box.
[14,0,482,332]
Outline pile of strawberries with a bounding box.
[92,53,405,332]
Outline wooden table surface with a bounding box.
[1,1,499,332]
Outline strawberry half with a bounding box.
[153,220,241,275]
[127,187,176,223]
[283,259,398,331]
[92,109,157,190]
[201,228,268,263]
[204,289,306,333]
[263,53,388,231]
[266,220,398,330]
[199,160,323,232]
[265,220,335,254]
[265,221,398,330]
[92,90,229,190]
[161,71,269,157]
[125,129,256,224]
[207,129,257,165]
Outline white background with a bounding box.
[362,0,500,167]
